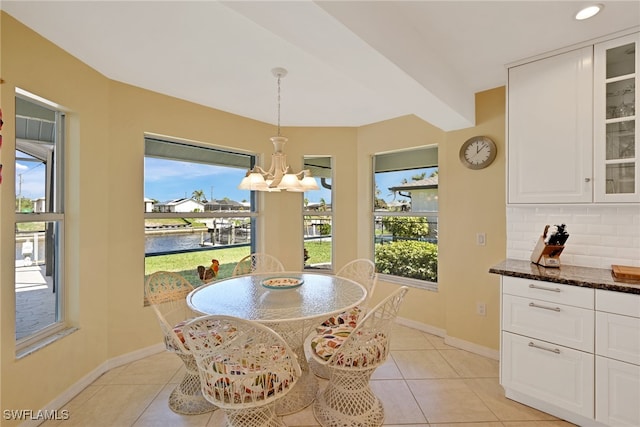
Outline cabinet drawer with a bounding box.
[501,332,594,418]
[596,311,640,365]
[503,294,594,352]
[596,289,640,318]
[596,356,640,427]
[502,276,593,309]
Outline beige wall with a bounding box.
[440,88,506,350]
[354,95,506,348]
[0,13,506,419]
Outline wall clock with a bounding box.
[459,136,497,170]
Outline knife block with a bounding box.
[530,236,564,268]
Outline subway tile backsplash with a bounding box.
[507,205,640,269]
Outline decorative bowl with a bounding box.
[261,277,304,290]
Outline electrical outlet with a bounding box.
[476,233,486,246]
[476,302,486,316]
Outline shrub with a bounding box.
[381,216,429,239]
[375,240,437,282]
[318,223,332,235]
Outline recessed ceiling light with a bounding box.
[575,4,604,20]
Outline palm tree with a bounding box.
[192,189,205,202]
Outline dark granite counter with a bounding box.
[489,258,640,295]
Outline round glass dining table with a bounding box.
[186,272,367,415]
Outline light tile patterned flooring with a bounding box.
[42,324,576,427]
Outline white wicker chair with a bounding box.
[231,253,285,276]
[307,286,409,427]
[144,271,217,415]
[182,315,302,427]
[310,259,378,379]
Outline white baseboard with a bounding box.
[396,316,500,360]
[21,343,165,427]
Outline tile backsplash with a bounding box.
[507,205,640,269]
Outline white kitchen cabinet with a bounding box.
[596,311,640,364]
[596,356,640,427]
[500,276,595,418]
[502,276,594,308]
[595,289,640,426]
[508,46,593,204]
[500,275,640,426]
[503,294,594,352]
[502,331,594,418]
[508,31,640,205]
[594,33,640,202]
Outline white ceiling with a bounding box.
[2,1,639,131]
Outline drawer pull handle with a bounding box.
[528,302,561,312]
[528,342,561,354]
[529,284,561,292]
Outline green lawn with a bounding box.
[145,240,332,287]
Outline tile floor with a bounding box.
[42,324,576,427]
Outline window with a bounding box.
[303,156,332,271]
[15,90,66,349]
[373,147,438,290]
[144,136,257,287]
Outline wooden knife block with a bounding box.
[530,236,565,268]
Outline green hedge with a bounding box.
[375,240,438,282]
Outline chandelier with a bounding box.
[238,67,319,192]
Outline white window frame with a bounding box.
[302,156,333,271]
[372,147,439,292]
[15,90,68,354]
[143,136,259,278]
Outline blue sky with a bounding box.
[145,157,436,204]
[16,156,436,205]
[375,167,437,203]
[15,155,46,200]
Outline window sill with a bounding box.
[377,273,438,292]
[16,327,79,359]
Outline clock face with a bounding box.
[459,136,497,170]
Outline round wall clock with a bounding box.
[459,136,497,170]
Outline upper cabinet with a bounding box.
[594,33,639,203]
[508,32,639,204]
[508,46,593,204]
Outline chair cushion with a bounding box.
[202,345,296,403]
[315,307,361,334]
[168,319,236,352]
[310,325,388,367]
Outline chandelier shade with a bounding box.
[237,68,319,192]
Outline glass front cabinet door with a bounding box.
[594,32,639,202]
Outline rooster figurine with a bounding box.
[197,259,219,283]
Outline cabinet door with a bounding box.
[503,276,594,309]
[503,294,594,352]
[596,311,640,365]
[502,332,594,417]
[508,46,593,203]
[594,32,640,202]
[596,356,640,426]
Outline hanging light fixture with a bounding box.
[238,67,319,192]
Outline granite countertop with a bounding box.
[489,259,640,295]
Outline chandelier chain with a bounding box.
[276,74,281,137]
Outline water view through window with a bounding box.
[144,139,330,286]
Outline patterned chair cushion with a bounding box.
[315,307,361,334]
[168,320,236,352]
[310,325,388,367]
[202,345,296,403]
